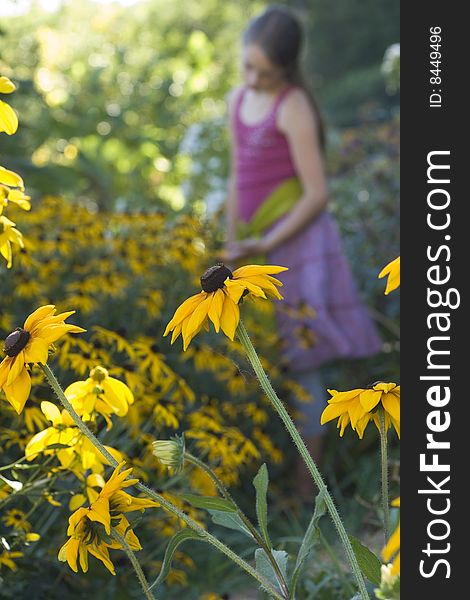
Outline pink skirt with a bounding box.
[267,211,382,372]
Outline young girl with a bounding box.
[223,6,382,486]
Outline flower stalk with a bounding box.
[111,529,156,600]
[236,319,369,600]
[40,363,285,600]
[379,407,390,542]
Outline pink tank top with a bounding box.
[234,85,298,223]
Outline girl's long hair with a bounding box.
[243,5,326,151]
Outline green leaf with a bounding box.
[149,529,205,590]
[208,509,253,539]
[180,493,237,512]
[349,535,382,585]
[255,548,288,594]
[289,491,327,599]
[253,463,271,549]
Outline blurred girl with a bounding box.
[223,6,381,487]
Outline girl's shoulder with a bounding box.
[277,87,318,132]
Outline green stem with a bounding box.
[185,452,290,599]
[378,408,390,543]
[40,363,285,600]
[111,529,156,600]
[236,320,369,600]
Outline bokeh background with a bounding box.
[0,0,399,598]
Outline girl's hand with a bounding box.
[223,238,268,263]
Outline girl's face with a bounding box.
[242,43,285,92]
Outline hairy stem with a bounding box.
[236,320,369,600]
[111,529,156,600]
[379,407,390,543]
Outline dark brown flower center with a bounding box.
[3,328,30,357]
[200,263,233,293]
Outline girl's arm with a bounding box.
[261,89,329,253]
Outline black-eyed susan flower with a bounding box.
[0,76,18,135]
[0,305,86,413]
[58,462,158,574]
[320,382,400,439]
[64,366,134,430]
[1,508,31,532]
[379,256,400,295]
[164,263,287,350]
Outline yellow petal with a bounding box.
[183,295,212,340]
[23,336,49,364]
[348,399,367,429]
[41,400,63,425]
[219,295,240,341]
[224,279,248,303]
[5,353,25,387]
[102,377,133,415]
[0,76,16,93]
[207,289,225,332]
[320,402,349,425]
[69,494,86,512]
[359,389,382,412]
[382,523,400,562]
[0,356,14,387]
[78,541,89,572]
[164,292,206,336]
[87,498,111,534]
[381,392,400,422]
[0,166,24,189]
[0,100,18,135]
[327,388,363,404]
[378,256,400,295]
[23,305,56,332]
[88,542,116,575]
[3,365,31,413]
[232,265,288,277]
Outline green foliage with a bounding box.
[253,463,272,549]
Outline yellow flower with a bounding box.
[58,462,158,575]
[379,256,400,295]
[0,305,86,414]
[64,366,134,429]
[25,401,122,474]
[1,508,32,532]
[382,497,400,576]
[1,214,24,269]
[0,76,18,135]
[58,506,117,574]
[164,263,287,350]
[320,382,400,439]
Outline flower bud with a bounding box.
[152,434,185,473]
